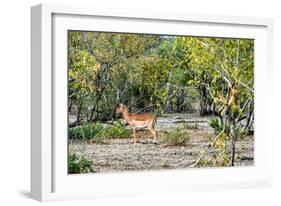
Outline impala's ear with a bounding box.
[116,103,123,109]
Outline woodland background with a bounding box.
[68,32,255,172]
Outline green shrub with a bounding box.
[164,125,189,146]
[68,153,95,174]
[69,123,104,140]
[69,122,130,141]
[208,118,221,133]
[208,118,230,134]
[97,124,130,139]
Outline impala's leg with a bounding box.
[148,125,157,144]
[149,120,157,143]
[132,128,136,145]
[152,129,157,143]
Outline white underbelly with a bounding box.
[130,120,147,128]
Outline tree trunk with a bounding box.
[231,135,236,166]
[199,85,211,115]
[76,94,84,125]
[68,98,73,113]
[89,102,96,121]
[230,124,237,166]
[96,93,100,121]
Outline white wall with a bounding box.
[0,0,280,205]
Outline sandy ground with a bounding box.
[69,114,254,173]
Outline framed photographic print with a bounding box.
[31,3,274,201]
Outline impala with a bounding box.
[116,103,157,145]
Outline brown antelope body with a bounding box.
[116,104,157,145]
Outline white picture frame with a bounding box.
[31,3,274,202]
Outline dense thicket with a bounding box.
[68,32,253,130]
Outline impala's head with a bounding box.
[116,103,127,114]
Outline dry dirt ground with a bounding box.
[69,114,254,173]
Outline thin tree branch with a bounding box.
[212,66,232,88]
[191,129,225,167]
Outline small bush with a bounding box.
[69,122,130,141]
[98,124,130,139]
[208,118,221,133]
[208,118,230,134]
[164,125,189,146]
[68,153,95,174]
[69,123,104,140]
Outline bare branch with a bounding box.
[212,66,232,88]
[191,130,225,167]
[234,98,251,126]
[237,81,254,93]
[200,83,225,104]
